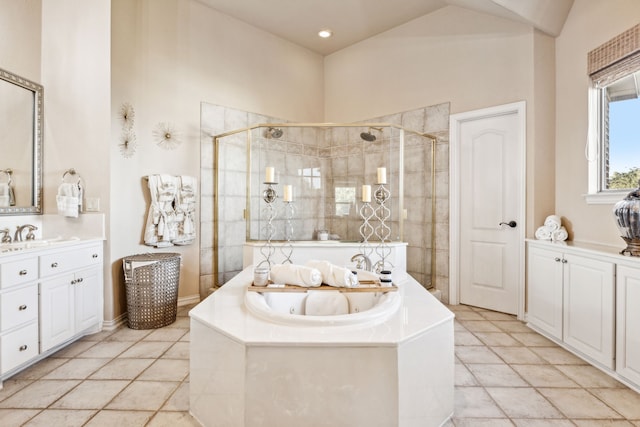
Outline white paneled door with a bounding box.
[450,102,525,316]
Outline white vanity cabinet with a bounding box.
[527,241,615,369]
[39,242,103,352]
[0,254,39,374]
[615,264,640,386]
[0,240,103,380]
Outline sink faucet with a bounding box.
[14,224,38,242]
[350,253,372,272]
[0,228,11,243]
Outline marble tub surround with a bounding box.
[189,267,455,427]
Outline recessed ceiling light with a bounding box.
[318,29,333,38]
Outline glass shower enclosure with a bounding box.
[213,123,435,288]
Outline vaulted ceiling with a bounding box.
[197,0,574,55]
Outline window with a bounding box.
[334,186,355,216]
[586,24,640,203]
[599,71,640,190]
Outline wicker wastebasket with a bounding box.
[123,253,181,329]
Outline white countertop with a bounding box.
[189,266,454,346]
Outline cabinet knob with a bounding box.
[18,304,27,311]
[554,257,561,262]
[19,345,28,352]
[51,262,58,268]
[562,259,568,263]
[19,269,28,276]
[78,277,83,283]
[92,253,98,258]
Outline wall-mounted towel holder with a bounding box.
[62,168,82,184]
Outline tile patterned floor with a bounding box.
[447,304,640,427]
[1,302,640,426]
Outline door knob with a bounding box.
[499,221,517,228]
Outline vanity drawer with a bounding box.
[0,258,38,289]
[1,321,38,375]
[0,284,38,332]
[40,245,103,277]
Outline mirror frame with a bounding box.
[0,67,43,215]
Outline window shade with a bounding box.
[588,24,640,88]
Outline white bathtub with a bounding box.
[190,259,454,427]
[244,284,401,326]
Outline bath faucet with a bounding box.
[0,228,11,243]
[14,224,37,242]
[350,253,372,272]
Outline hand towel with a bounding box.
[305,290,349,316]
[56,182,80,217]
[535,226,552,240]
[551,226,568,242]
[269,264,322,287]
[544,215,562,231]
[305,260,358,288]
[0,183,9,207]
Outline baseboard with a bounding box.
[179,294,201,306]
[102,312,127,331]
[101,294,200,331]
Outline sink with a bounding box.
[0,236,81,253]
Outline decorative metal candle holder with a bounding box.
[259,182,278,267]
[280,201,295,264]
[359,201,375,260]
[374,183,392,272]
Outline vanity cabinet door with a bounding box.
[562,254,615,369]
[40,275,74,352]
[616,265,640,386]
[74,267,100,333]
[527,245,563,340]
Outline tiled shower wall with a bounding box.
[200,102,451,302]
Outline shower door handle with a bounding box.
[499,221,517,228]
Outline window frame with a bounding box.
[584,24,640,205]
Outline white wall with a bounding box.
[110,0,324,319]
[0,0,41,81]
[41,0,112,316]
[555,0,640,246]
[324,5,556,236]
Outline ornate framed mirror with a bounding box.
[0,67,43,215]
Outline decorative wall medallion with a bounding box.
[119,129,137,158]
[153,122,182,150]
[119,102,135,130]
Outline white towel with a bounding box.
[544,215,562,231]
[305,290,349,316]
[269,264,322,287]
[305,260,358,288]
[535,226,552,240]
[551,226,568,242]
[0,184,9,207]
[56,183,80,217]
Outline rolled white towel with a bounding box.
[269,264,322,287]
[535,226,552,240]
[551,226,568,242]
[544,215,562,231]
[306,260,358,288]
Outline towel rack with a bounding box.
[62,168,82,184]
